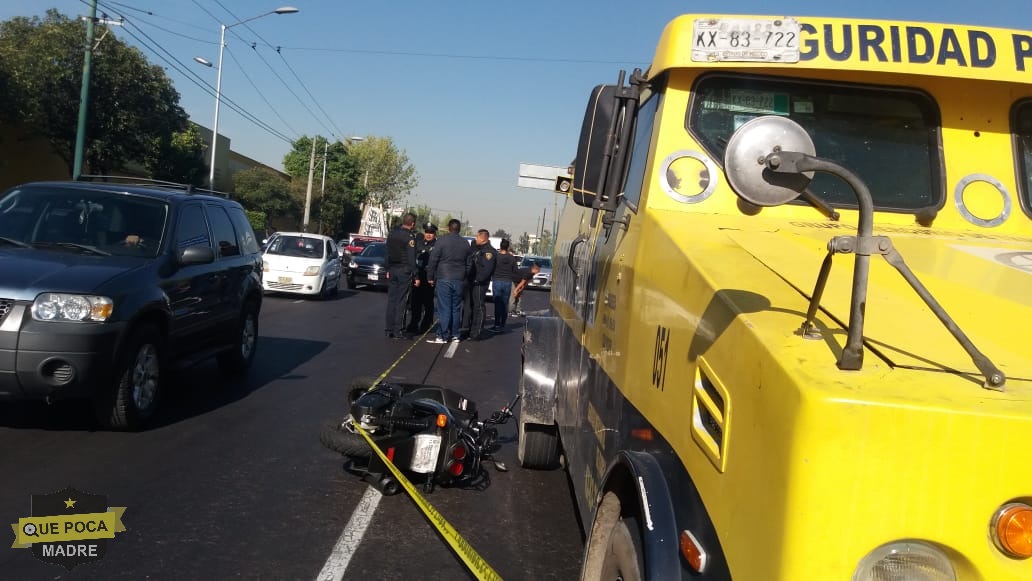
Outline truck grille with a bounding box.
[0,299,12,325]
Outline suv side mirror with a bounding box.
[178,245,215,266]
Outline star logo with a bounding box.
[64,498,76,509]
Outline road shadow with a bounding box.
[0,335,329,431]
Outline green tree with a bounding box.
[283,135,363,235]
[0,10,202,176]
[232,167,298,229]
[492,228,512,241]
[347,136,419,209]
[533,229,554,256]
[517,232,530,254]
[146,125,207,186]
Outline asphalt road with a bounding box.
[0,286,583,580]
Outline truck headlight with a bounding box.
[853,540,955,581]
[32,293,113,322]
[304,265,321,276]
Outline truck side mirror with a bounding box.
[723,115,816,206]
[571,84,619,207]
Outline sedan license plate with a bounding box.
[367,274,379,281]
[278,276,292,284]
[691,17,800,63]
[409,434,442,474]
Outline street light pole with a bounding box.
[208,23,227,189]
[204,6,298,190]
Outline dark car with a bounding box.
[346,242,388,290]
[0,180,263,430]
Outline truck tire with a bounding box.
[581,492,644,581]
[518,420,561,469]
[319,421,372,457]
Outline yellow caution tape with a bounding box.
[349,324,504,581]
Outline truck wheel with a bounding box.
[518,420,561,469]
[581,492,644,581]
[95,324,163,431]
[319,421,373,457]
[217,300,259,374]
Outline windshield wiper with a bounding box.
[0,236,30,248]
[32,242,111,256]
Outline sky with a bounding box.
[3,0,1031,237]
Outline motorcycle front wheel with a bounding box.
[320,421,373,457]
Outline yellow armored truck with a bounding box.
[517,14,1032,580]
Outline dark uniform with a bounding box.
[461,240,496,340]
[407,227,437,333]
[384,225,417,338]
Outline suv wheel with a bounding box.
[96,324,163,430]
[217,300,259,374]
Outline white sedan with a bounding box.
[262,232,342,298]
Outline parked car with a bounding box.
[344,235,385,258]
[346,242,388,290]
[262,232,341,298]
[0,180,264,430]
[521,256,553,289]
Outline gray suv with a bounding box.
[0,180,264,429]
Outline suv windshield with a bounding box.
[689,74,941,211]
[266,235,326,259]
[0,186,168,257]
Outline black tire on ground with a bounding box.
[94,324,163,431]
[319,421,373,457]
[581,492,644,581]
[346,276,356,289]
[217,300,259,374]
[518,420,561,469]
[331,274,340,296]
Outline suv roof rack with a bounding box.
[75,174,230,197]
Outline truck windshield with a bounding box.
[688,74,941,212]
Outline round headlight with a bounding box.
[853,540,955,581]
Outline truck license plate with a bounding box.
[278,276,292,284]
[691,18,801,63]
[409,434,442,473]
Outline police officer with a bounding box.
[461,229,496,341]
[406,223,437,334]
[384,213,418,339]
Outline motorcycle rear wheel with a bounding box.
[320,422,373,457]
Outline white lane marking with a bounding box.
[315,486,382,581]
[444,341,460,359]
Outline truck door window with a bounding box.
[688,74,942,212]
[622,94,661,212]
[1014,99,1032,216]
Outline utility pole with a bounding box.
[302,137,318,231]
[318,139,328,234]
[72,0,98,180]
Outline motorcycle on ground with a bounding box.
[320,379,519,495]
